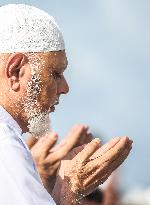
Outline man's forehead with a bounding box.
[39,51,68,70]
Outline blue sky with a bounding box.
[1,0,150,190]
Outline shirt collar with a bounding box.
[0,105,22,135]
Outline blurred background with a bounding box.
[1,0,150,204]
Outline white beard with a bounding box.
[23,68,51,138]
[27,111,51,138]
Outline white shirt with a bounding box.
[0,105,55,205]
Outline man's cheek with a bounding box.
[42,86,57,106]
[47,80,57,97]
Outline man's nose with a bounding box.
[57,77,69,95]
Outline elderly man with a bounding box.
[0,4,132,205]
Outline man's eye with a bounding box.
[53,72,62,80]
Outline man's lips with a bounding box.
[50,105,55,112]
[49,101,59,113]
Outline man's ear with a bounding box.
[6,53,27,91]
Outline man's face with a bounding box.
[23,50,69,136]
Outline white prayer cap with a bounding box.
[0,4,65,53]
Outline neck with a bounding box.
[0,101,28,133]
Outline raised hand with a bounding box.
[26,124,93,193]
[53,137,132,205]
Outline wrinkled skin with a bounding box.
[0,51,69,134]
[26,124,93,193]
[52,136,132,205]
[27,129,132,205]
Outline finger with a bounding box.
[48,161,60,175]
[49,125,89,160]
[82,137,131,182]
[63,124,89,149]
[100,137,132,164]
[84,138,132,183]
[92,136,132,161]
[32,132,58,158]
[90,137,121,160]
[47,144,86,165]
[48,138,101,164]
[97,144,132,185]
[78,133,94,145]
[50,124,88,153]
[105,142,132,174]
[74,138,101,163]
[85,143,132,189]
[26,135,38,149]
[67,145,86,160]
[50,141,66,153]
[95,140,132,179]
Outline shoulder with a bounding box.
[0,122,20,142]
[0,122,28,158]
[0,122,11,136]
[0,123,55,204]
[0,122,33,171]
